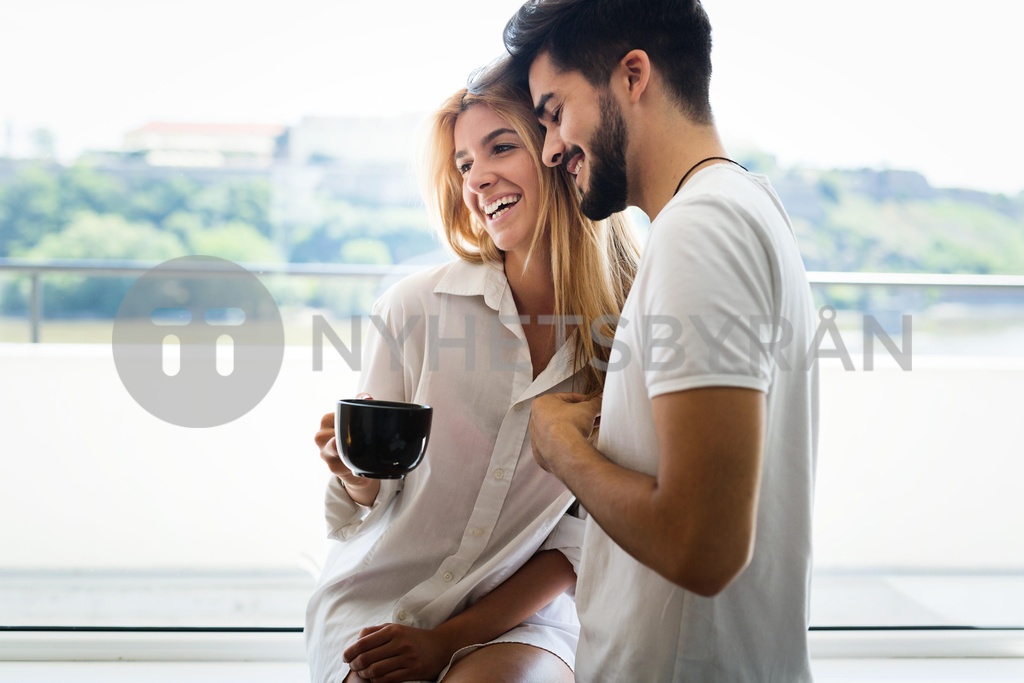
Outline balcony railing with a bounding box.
[3,256,1024,344]
[0,257,427,343]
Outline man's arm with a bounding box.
[343,549,576,683]
[530,387,764,596]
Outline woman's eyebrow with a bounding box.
[483,128,517,145]
[454,128,518,161]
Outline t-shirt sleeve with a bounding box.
[641,194,777,399]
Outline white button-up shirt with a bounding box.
[306,260,584,683]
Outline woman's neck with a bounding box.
[504,246,555,319]
[504,245,557,379]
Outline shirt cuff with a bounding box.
[324,476,402,542]
[540,509,586,574]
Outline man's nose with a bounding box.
[542,133,565,168]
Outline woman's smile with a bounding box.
[454,103,541,257]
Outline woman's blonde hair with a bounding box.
[421,79,640,394]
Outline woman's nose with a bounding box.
[466,162,496,193]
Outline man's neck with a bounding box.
[628,109,727,220]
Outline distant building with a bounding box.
[286,115,421,165]
[279,115,428,205]
[102,117,424,206]
[123,122,287,168]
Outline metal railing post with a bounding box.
[30,271,41,344]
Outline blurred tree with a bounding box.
[190,180,272,239]
[339,237,391,265]
[0,165,63,254]
[60,164,123,216]
[11,212,186,316]
[123,174,199,226]
[189,221,281,263]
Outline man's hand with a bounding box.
[343,623,453,683]
[529,393,601,474]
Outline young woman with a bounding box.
[305,75,640,683]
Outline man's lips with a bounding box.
[563,146,585,176]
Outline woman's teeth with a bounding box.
[484,195,521,219]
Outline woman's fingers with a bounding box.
[315,412,335,449]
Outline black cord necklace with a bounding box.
[673,156,748,195]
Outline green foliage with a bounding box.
[188,181,273,239]
[189,221,281,263]
[340,238,391,265]
[0,163,284,316]
[27,212,185,261]
[290,199,433,264]
[6,212,188,317]
[796,181,1024,274]
[121,174,199,226]
[161,210,206,246]
[0,165,63,254]
[3,156,1022,321]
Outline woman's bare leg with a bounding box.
[442,642,573,683]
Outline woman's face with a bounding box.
[453,103,541,258]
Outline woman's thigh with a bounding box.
[442,642,573,683]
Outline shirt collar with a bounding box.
[433,258,579,395]
[433,258,507,312]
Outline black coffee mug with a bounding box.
[335,399,432,479]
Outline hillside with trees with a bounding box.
[1,155,1022,318]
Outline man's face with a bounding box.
[529,52,630,220]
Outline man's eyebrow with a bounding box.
[533,93,555,119]
[454,128,518,161]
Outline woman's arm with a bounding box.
[342,549,576,683]
[321,292,418,537]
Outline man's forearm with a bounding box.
[538,388,764,595]
[543,427,666,572]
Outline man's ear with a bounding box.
[619,49,652,103]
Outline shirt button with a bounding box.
[443,571,454,582]
[514,402,524,412]
[494,468,504,480]
[471,528,483,537]
[397,609,407,621]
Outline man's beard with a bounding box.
[572,91,629,221]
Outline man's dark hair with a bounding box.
[503,0,714,124]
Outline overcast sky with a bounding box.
[2,0,1022,194]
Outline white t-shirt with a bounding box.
[574,164,819,682]
[305,259,585,683]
